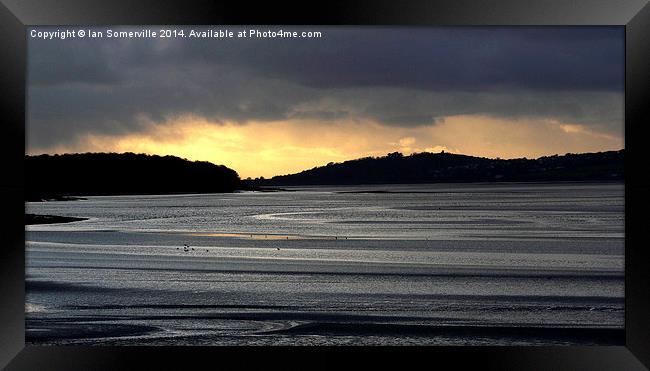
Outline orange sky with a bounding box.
[29,114,624,179]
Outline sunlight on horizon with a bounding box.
[27,115,624,179]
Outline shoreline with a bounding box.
[256,179,625,188]
[25,214,88,225]
[26,180,624,201]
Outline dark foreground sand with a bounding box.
[25,214,87,225]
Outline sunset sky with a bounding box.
[27,27,624,178]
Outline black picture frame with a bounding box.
[1,0,649,369]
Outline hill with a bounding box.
[26,152,242,201]
[249,150,624,186]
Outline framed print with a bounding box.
[1,0,649,369]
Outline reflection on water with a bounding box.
[25,182,624,345]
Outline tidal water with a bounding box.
[25,182,624,345]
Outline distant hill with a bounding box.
[26,152,243,201]
[249,150,624,186]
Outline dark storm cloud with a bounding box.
[194,27,623,92]
[28,41,121,86]
[27,26,624,149]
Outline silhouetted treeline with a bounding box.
[26,153,242,201]
[249,150,624,186]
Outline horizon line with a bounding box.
[25,148,626,180]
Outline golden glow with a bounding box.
[29,115,623,178]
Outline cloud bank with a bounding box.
[27,26,624,176]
